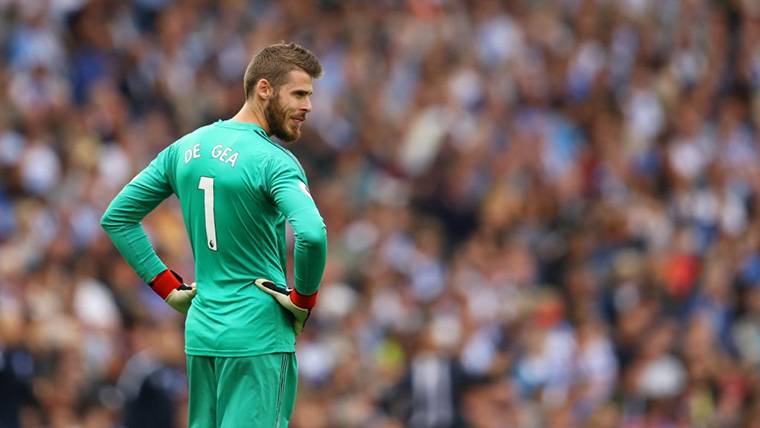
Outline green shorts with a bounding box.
[186,352,298,428]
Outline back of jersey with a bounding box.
[170,120,303,356]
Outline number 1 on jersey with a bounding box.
[198,176,218,251]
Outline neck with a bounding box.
[231,101,269,134]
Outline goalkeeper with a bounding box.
[101,42,327,427]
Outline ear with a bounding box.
[255,79,274,100]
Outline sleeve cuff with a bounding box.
[290,289,318,309]
[149,269,182,299]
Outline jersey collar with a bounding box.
[217,119,267,133]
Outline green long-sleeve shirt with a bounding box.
[101,119,327,356]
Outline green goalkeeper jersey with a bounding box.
[101,119,327,356]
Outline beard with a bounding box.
[265,93,300,142]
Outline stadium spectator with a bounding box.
[1,0,760,426]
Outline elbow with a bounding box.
[100,209,119,233]
[298,221,327,249]
[100,212,112,231]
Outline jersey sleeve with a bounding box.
[266,156,327,296]
[100,145,177,283]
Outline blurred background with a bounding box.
[1,0,760,427]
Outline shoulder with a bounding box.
[268,147,305,175]
[255,132,308,180]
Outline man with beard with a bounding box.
[101,42,327,427]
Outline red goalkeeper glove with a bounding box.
[149,269,196,314]
[254,278,317,335]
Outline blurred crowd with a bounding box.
[2,0,760,427]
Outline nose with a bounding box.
[301,97,312,113]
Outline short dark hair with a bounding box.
[243,42,323,100]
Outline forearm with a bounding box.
[100,160,173,283]
[290,209,327,296]
[267,157,328,296]
[101,215,167,283]
[254,209,325,335]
